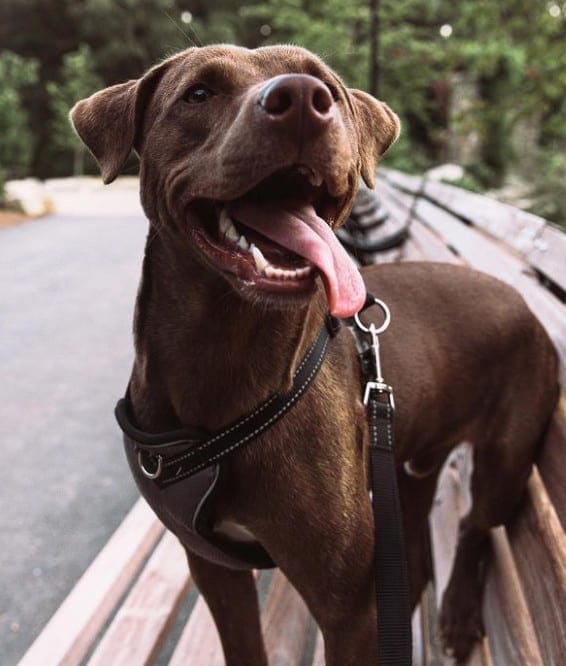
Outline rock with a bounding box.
[4,178,54,217]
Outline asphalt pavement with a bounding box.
[0,195,148,664]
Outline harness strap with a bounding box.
[115,315,339,487]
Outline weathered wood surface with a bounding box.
[19,169,566,665]
[381,168,566,294]
[87,530,191,666]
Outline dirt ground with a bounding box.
[0,210,31,229]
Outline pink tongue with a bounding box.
[229,200,366,317]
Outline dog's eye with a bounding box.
[184,84,214,104]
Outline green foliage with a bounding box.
[441,173,484,194]
[0,167,5,205]
[528,152,566,229]
[239,0,370,89]
[0,0,563,217]
[47,45,103,173]
[0,51,39,177]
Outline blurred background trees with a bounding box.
[0,0,564,223]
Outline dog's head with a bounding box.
[71,45,399,317]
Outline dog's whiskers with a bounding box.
[163,11,201,47]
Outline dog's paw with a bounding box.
[439,588,484,663]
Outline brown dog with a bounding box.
[71,45,558,664]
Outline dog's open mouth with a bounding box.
[190,166,366,317]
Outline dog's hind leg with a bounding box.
[185,550,268,666]
[398,469,438,608]
[439,410,552,662]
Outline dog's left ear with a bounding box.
[348,89,401,188]
[69,61,170,184]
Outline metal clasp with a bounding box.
[137,450,163,479]
[354,298,395,409]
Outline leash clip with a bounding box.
[354,298,395,409]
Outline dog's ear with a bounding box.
[70,63,169,184]
[348,89,400,188]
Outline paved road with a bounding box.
[0,206,148,664]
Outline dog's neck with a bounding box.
[128,230,326,433]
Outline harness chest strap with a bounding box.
[115,313,340,487]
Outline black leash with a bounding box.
[351,296,412,665]
[115,296,412,664]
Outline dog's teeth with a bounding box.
[219,209,231,235]
[238,235,249,251]
[263,265,312,280]
[251,244,268,272]
[226,224,239,242]
[265,266,284,279]
[309,171,323,187]
[219,209,239,242]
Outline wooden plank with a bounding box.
[421,180,546,254]
[376,179,463,265]
[262,569,311,666]
[412,604,425,666]
[380,167,423,194]
[483,527,544,665]
[421,179,565,294]
[528,223,566,295]
[18,499,164,666]
[429,449,500,666]
[311,630,325,666]
[418,589,436,665]
[429,450,471,606]
[168,570,261,665]
[87,531,191,666]
[383,168,566,293]
[506,467,566,665]
[412,198,566,383]
[168,594,223,666]
[414,197,533,283]
[410,220,462,264]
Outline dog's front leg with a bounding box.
[303,512,378,666]
[253,488,379,665]
[185,550,268,666]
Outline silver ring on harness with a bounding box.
[353,297,391,335]
[138,451,163,479]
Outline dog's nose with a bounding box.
[258,74,334,129]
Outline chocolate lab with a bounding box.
[71,45,558,664]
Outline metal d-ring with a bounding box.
[137,451,163,480]
[354,297,391,335]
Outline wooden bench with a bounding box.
[19,170,566,665]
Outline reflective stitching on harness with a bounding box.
[163,394,278,468]
[163,334,322,469]
[386,404,393,450]
[371,400,378,447]
[165,335,330,483]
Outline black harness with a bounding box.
[116,314,338,487]
[115,293,412,665]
